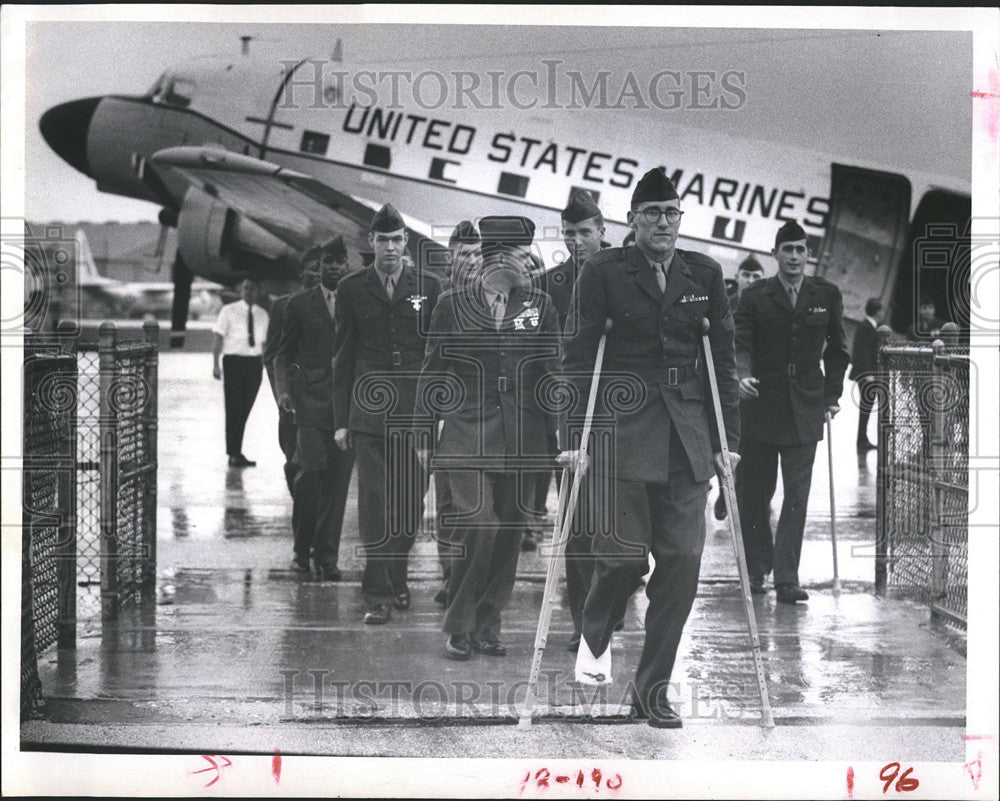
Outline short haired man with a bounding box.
[445,220,482,293]
[212,277,269,468]
[734,221,850,603]
[907,295,945,340]
[275,236,355,580]
[334,203,441,625]
[560,167,740,727]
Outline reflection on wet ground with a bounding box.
[29,354,968,757]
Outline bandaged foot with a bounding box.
[574,636,612,685]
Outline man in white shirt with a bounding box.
[212,278,269,467]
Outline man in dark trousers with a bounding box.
[714,254,766,520]
[334,203,441,625]
[212,277,270,467]
[264,246,321,496]
[561,167,740,728]
[275,236,355,580]
[540,188,609,651]
[433,221,482,606]
[734,221,850,603]
[850,297,883,454]
[415,216,561,661]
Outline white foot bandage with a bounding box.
[574,636,612,685]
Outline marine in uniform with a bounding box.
[264,245,321,497]
[275,236,355,581]
[539,188,611,652]
[734,221,850,603]
[414,216,561,660]
[333,203,441,625]
[561,168,740,728]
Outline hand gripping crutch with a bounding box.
[825,411,841,595]
[700,318,775,729]
[518,318,612,728]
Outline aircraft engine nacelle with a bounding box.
[175,186,300,285]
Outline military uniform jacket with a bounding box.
[734,274,850,445]
[414,284,562,470]
[563,245,740,484]
[274,286,337,429]
[263,293,290,403]
[333,265,441,436]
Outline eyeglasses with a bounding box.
[638,207,683,224]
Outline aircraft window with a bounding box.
[163,78,195,108]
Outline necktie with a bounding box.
[324,289,336,318]
[384,273,395,299]
[247,305,255,347]
[787,283,798,308]
[654,262,667,294]
[491,293,506,329]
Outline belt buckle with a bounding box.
[498,376,508,392]
[668,367,678,385]
[787,363,796,376]
[392,351,402,366]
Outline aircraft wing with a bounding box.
[149,146,447,269]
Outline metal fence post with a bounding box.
[929,338,948,613]
[142,319,159,590]
[98,322,119,619]
[57,344,78,650]
[874,325,893,596]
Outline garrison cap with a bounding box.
[370,202,406,234]
[301,244,322,266]
[478,215,535,260]
[320,234,347,261]
[631,167,679,206]
[561,188,602,223]
[449,220,480,248]
[774,221,808,248]
[737,254,764,273]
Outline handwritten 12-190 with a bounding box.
[520,768,623,793]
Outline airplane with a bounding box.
[39,33,972,346]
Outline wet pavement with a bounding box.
[24,353,970,762]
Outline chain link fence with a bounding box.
[21,322,159,716]
[875,326,969,628]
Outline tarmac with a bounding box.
[22,352,973,767]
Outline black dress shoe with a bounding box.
[434,588,448,606]
[713,491,728,520]
[445,633,472,660]
[749,576,767,595]
[566,631,581,653]
[856,440,877,454]
[474,637,507,657]
[290,557,311,574]
[776,585,809,604]
[228,454,256,468]
[363,604,391,625]
[630,699,683,728]
[393,591,411,611]
[315,564,341,581]
[520,530,538,552]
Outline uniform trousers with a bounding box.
[581,462,709,713]
[442,470,527,641]
[354,431,426,606]
[737,438,818,587]
[855,375,877,446]
[278,410,297,497]
[222,355,262,457]
[292,426,354,569]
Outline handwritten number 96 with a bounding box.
[880,762,919,793]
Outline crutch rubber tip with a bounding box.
[517,716,533,729]
[603,318,613,333]
[700,317,711,334]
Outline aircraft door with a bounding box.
[816,163,912,321]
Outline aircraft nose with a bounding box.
[39,96,101,177]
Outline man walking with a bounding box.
[561,167,740,727]
[415,216,561,660]
[850,297,883,455]
[212,277,269,468]
[734,221,850,603]
[275,236,355,580]
[334,203,441,625]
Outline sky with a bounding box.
[20,17,975,223]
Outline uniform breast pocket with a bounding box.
[618,304,655,333]
[677,300,709,324]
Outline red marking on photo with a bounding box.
[272,749,282,784]
[846,766,855,799]
[964,751,983,791]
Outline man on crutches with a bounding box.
[559,167,741,728]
